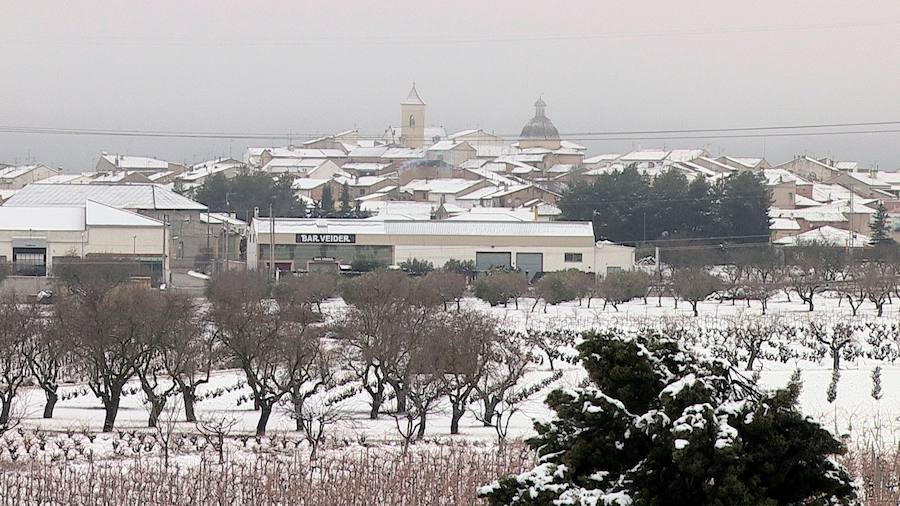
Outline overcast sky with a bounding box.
[1,0,899,171]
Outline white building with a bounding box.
[0,200,169,283]
[247,218,634,280]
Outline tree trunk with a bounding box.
[807,296,814,312]
[369,387,383,419]
[256,403,273,436]
[0,399,11,425]
[416,411,427,439]
[42,390,58,419]
[395,389,407,413]
[832,352,840,373]
[877,303,884,317]
[148,398,165,428]
[450,404,464,435]
[102,392,121,432]
[691,301,699,317]
[481,397,498,427]
[182,388,197,422]
[530,299,539,312]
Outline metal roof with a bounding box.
[253,218,593,238]
[3,184,207,211]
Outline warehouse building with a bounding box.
[247,218,634,279]
[0,200,168,287]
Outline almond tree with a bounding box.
[0,295,32,425]
[672,267,721,317]
[61,284,155,432]
[23,304,69,418]
[207,271,284,435]
[472,331,532,427]
[340,271,437,417]
[135,291,197,427]
[436,310,498,435]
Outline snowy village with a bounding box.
[0,2,899,505]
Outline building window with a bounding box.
[607,266,623,274]
[564,252,582,263]
[408,115,416,128]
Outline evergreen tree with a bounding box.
[339,182,351,215]
[320,184,335,214]
[717,171,771,242]
[868,202,892,244]
[480,329,857,505]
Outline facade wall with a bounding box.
[770,181,796,209]
[393,244,598,273]
[248,226,636,275]
[0,166,58,190]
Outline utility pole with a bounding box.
[269,203,275,279]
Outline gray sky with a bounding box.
[1,0,899,171]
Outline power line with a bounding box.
[2,121,900,142]
[2,20,897,47]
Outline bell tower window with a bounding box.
[408,115,416,128]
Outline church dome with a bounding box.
[519,98,560,140]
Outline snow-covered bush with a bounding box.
[479,328,858,505]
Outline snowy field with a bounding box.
[9,290,900,461]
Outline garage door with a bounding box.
[516,252,543,281]
[476,252,512,272]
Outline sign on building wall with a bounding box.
[295,233,357,244]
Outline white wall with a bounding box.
[394,244,598,273]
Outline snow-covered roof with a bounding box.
[559,140,587,151]
[361,201,435,220]
[547,164,575,173]
[400,83,425,106]
[0,164,49,180]
[666,149,706,162]
[253,218,594,238]
[427,140,472,152]
[291,178,330,190]
[762,168,806,186]
[774,225,870,248]
[401,178,483,195]
[101,154,169,170]
[34,174,85,185]
[721,156,763,169]
[621,150,669,162]
[199,212,248,227]
[3,184,206,210]
[769,217,801,231]
[456,186,503,201]
[85,200,161,227]
[583,154,621,164]
[341,162,391,172]
[834,161,859,171]
[334,175,388,188]
[445,208,535,222]
[794,194,822,207]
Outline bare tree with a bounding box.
[163,304,216,423]
[274,273,337,315]
[207,271,280,429]
[435,310,497,435]
[805,321,858,373]
[672,268,721,317]
[146,394,182,468]
[0,295,32,425]
[135,291,197,428]
[599,271,649,311]
[489,370,562,449]
[424,270,467,311]
[339,271,437,417]
[196,415,238,465]
[296,385,358,460]
[23,303,69,418]
[60,283,154,432]
[471,331,531,427]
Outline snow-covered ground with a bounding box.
[12,291,900,454]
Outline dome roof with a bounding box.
[519,98,559,140]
